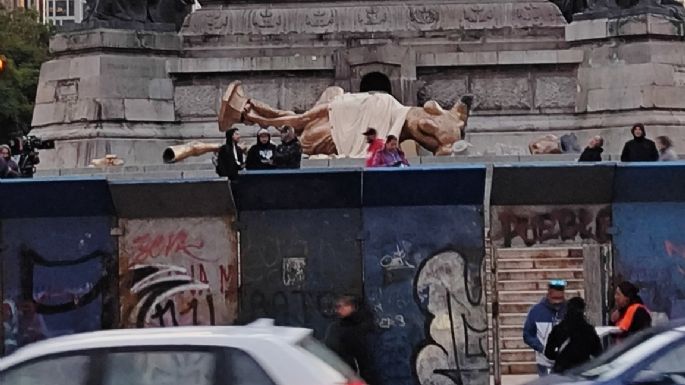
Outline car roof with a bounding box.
[0,320,312,371]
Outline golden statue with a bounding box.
[220,81,473,157]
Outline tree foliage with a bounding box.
[0,7,52,144]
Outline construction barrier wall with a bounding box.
[2,162,685,385]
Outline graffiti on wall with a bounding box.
[1,217,115,356]
[492,205,611,248]
[415,251,488,385]
[120,218,237,328]
[2,246,113,355]
[239,209,362,336]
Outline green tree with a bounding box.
[0,7,52,144]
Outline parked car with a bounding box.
[527,320,685,385]
[0,319,364,385]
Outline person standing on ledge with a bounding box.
[370,135,410,168]
[246,128,277,170]
[656,135,678,161]
[274,126,302,169]
[578,135,604,162]
[363,128,385,167]
[215,128,244,179]
[620,123,659,162]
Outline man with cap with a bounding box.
[363,128,384,167]
[523,280,567,377]
[246,128,277,170]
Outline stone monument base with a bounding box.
[30,28,204,168]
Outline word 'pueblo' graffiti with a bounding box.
[496,206,611,247]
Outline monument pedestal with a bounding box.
[30,29,219,168]
[566,12,685,152]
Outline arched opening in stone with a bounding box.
[360,72,392,94]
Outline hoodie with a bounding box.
[523,298,567,367]
[246,131,277,170]
[578,146,603,162]
[620,125,659,162]
[325,307,376,385]
[215,129,244,179]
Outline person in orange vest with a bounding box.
[610,281,652,341]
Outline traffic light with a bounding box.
[0,55,6,75]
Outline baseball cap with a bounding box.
[548,280,567,290]
[362,128,377,136]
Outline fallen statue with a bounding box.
[219,81,473,157]
[163,81,473,163]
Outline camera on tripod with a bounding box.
[9,136,55,178]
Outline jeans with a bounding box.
[537,364,551,377]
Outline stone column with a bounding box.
[31,29,186,168]
[569,6,685,152]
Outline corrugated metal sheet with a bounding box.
[239,209,362,338]
[1,216,115,354]
[363,205,487,385]
[612,203,685,319]
[491,163,615,205]
[119,217,238,328]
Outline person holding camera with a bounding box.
[369,135,410,168]
[0,144,19,179]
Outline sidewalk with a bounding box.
[492,375,538,385]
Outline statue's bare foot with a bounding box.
[219,81,248,132]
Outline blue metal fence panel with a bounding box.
[239,209,362,339]
[613,162,685,203]
[491,163,615,205]
[363,205,487,385]
[233,169,362,211]
[363,166,486,207]
[0,178,114,218]
[1,216,115,354]
[612,202,685,319]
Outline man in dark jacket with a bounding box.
[578,135,604,162]
[246,128,277,170]
[215,128,244,179]
[326,295,376,385]
[274,126,302,169]
[620,123,659,162]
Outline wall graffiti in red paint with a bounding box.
[121,219,238,328]
[129,230,219,266]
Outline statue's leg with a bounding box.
[299,118,337,156]
[244,104,329,132]
[248,99,296,119]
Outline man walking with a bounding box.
[523,280,567,377]
[325,295,376,385]
[620,123,659,162]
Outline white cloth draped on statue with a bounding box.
[328,92,410,158]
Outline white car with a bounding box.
[0,319,364,385]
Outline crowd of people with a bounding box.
[524,280,653,376]
[214,126,303,179]
[215,125,411,179]
[578,123,679,162]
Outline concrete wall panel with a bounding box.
[118,217,238,328]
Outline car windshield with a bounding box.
[298,336,359,380]
[569,330,683,381]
